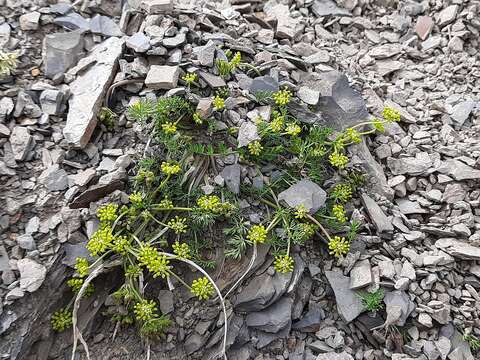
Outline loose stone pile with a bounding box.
[1,0,480,360]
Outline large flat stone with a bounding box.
[278,179,326,214]
[245,297,293,333]
[435,238,480,261]
[324,271,363,323]
[63,37,124,148]
[43,30,84,79]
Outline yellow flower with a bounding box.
[67,278,94,297]
[329,151,349,169]
[332,204,347,223]
[285,123,301,136]
[294,204,308,219]
[87,225,114,256]
[51,308,72,332]
[112,235,131,255]
[372,118,385,132]
[137,243,171,278]
[247,225,268,243]
[129,192,143,205]
[191,277,215,300]
[328,236,350,258]
[197,195,221,212]
[97,203,118,222]
[161,122,177,134]
[331,183,353,203]
[270,115,284,132]
[272,88,292,106]
[74,258,90,278]
[382,107,401,123]
[167,216,188,234]
[345,128,361,143]
[248,141,263,156]
[213,96,225,111]
[182,72,198,85]
[274,255,294,273]
[161,161,181,175]
[172,241,191,259]
[159,197,174,209]
[193,112,203,124]
[134,299,157,321]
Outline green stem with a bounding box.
[149,206,193,212]
[168,270,192,290]
[306,214,333,242]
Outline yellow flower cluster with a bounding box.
[172,241,191,259]
[345,128,361,143]
[332,183,353,203]
[191,277,215,300]
[197,195,221,212]
[182,72,198,85]
[328,236,350,258]
[134,299,157,321]
[167,216,188,234]
[329,151,349,169]
[137,243,171,278]
[269,115,284,132]
[274,254,295,273]
[285,123,301,136]
[159,197,174,208]
[272,88,292,106]
[294,204,308,219]
[87,225,115,256]
[193,112,203,124]
[247,225,268,243]
[248,141,263,156]
[213,95,225,111]
[97,203,118,222]
[382,107,401,123]
[161,161,181,175]
[74,258,90,277]
[332,204,347,223]
[51,308,72,332]
[129,192,143,205]
[161,122,177,134]
[112,235,131,255]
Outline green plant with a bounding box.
[0,51,17,77]
[463,333,480,351]
[98,107,117,130]
[215,50,259,78]
[358,288,385,312]
[328,236,350,258]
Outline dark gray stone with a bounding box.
[221,164,241,194]
[90,15,123,37]
[249,76,279,94]
[43,30,84,79]
[324,271,364,323]
[291,308,325,332]
[245,297,293,333]
[383,290,415,327]
[278,179,326,214]
[54,12,90,32]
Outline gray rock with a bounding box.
[140,0,173,13]
[249,76,279,94]
[198,71,226,88]
[194,40,216,67]
[309,71,369,130]
[304,50,330,64]
[163,32,186,48]
[25,217,40,234]
[316,352,354,360]
[220,164,241,194]
[145,65,180,90]
[49,3,73,14]
[16,234,36,250]
[0,23,10,48]
[13,91,42,118]
[10,126,34,161]
[39,164,68,191]
[387,152,432,175]
[450,100,475,125]
[291,308,325,332]
[437,5,458,27]
[17,258,47,293]
[278,179,326,214]
[237,121,260,148]
[90,15,123,37]
[383,290,415,327]
[126,32,151,53]
[245,297,292,333]
[6,287,24,301]
[436,159,480,181]
[361,193,393,236]
[311,0,351,17]
[184,332,205,355]
[349,260,372,289]
[54,12,90,32]
[0,246,11,272]
[396,199,427,214]
[158,290,174,314]
[19,11,40,31]
[64,37,124,148]
[435,238,480,260]
[43,30,84,79]
[297,86,320,105]
[62,243,92,267]
[39,89,64,115]
[0,97,14,122]
[324,271,364,323]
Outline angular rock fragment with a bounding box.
[17,259,46,293]
[245,297,292,333]
[39,89,64,115]
[361,193,393,236]
[435,238,480,261]
[140,0,173,13]
[39,164,68,191]
[387,152,432,175]
[249,76,279,94]
[126,32,151,53]
[278,179,326,214]
[237,121,260,147]
[324,271,363,323]
[220,164,241,194]
[145,65,180,89]
[43,30,84,79]
[415,16,433,40]
[63,37,124,147]
[10,126,34,161]
[54,12,90,32]
[450,100,475,125]
[19,12,40,31]
[436,159,480,181]
[383,290,415,327]
[90,15,123,37]
[311,0,351,17]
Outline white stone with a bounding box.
[145,65,180,90]
[17,258,47,292]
